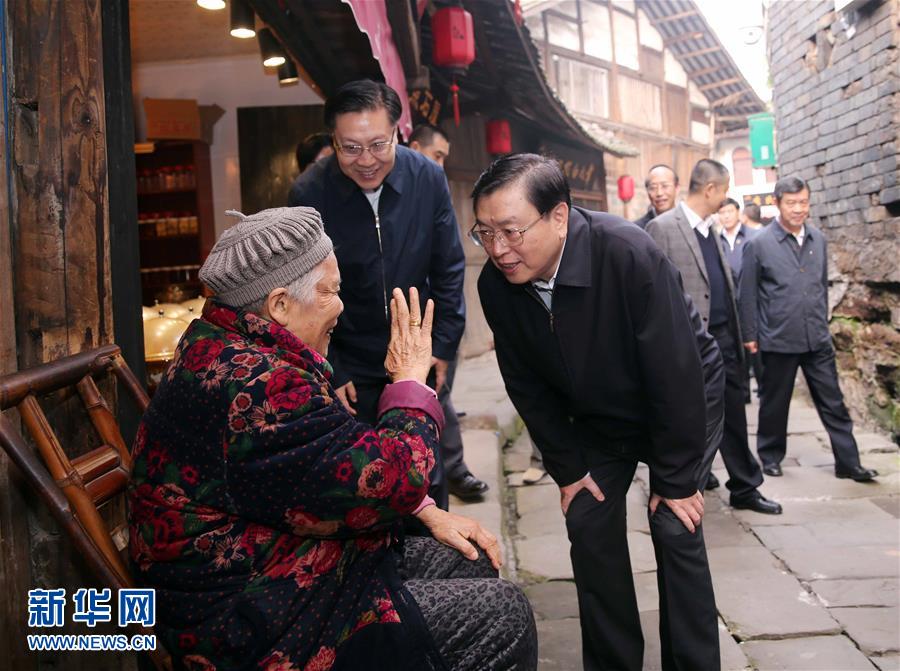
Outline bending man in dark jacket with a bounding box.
[474,154,722,671]
[289,80,466,508]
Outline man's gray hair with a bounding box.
[688,159,729,194]
[240,257,328,316]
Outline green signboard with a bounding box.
[748,112,777,168]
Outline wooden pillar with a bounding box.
[2,0,133,668]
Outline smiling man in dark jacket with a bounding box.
[289,80,466,508]
[474,154,721,671]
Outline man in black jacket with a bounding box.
[475,154,721,671]
[633,164,679,229]
[288,80,467,508]
[740,176,877,482]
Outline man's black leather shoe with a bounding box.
[448,472,489,500]
[730,492,783,515]
[762,462,782,477]
[705,473,720,490]
[835,465,878,482]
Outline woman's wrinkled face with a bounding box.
[279,255,343,355]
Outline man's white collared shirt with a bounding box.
[681,202,711,238]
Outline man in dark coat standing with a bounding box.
[740,176,877,482]
[475,154,721,671]
[289,80,466,508]
[646,160,781,516]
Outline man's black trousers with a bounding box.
[757,347,861,471]
[566,450,720,671]
[708,323,764,498]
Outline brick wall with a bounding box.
[768,0,900,440]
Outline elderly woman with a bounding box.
[128,207,536,671]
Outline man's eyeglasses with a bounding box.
[647,182,674,194]
[333,130,396,158]
[469,214,545,248]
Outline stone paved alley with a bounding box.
[449,352,900,671]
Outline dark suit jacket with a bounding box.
[478,207,721,499]
[633,207,655,230]
[738,220,832,353]
[288,147,465,384]
[646,204,745,363]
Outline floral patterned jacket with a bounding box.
[128,301,446,671]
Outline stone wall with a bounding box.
[767,0,900,441]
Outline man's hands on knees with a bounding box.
[415,505,502,570]
[649,491,705,533]
[560,473,605,515]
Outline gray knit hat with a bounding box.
[199,207,333,307]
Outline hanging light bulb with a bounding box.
[258,28,286,67]
[230,0,255,39]
[278,60,299,84]
[197,0,225,10]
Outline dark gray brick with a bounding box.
[877,155,898,173]
[881,186,900,204]
[858,176,883,194]
[859,146,883,163]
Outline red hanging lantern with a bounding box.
[617,175,635,202]
[486,119,512,155]
[431,7,475,126]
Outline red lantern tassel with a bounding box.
[451,80,461,127]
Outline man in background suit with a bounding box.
[633,164,679,229]
[476,153,721,671]
[647,159,782,515]
[740,176,877,482]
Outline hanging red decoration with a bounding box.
[486,119,512,155]
[513,0,524,27]
[431,6,475,126]
[617,175,635,202]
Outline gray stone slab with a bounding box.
[871,496,900,518]
[856,432,899,453]
[535,618,582,670]
[628,531,657,574]
[742,635,875,670]
[733,465,900,503]
[810,578,899,607]
[774,545,900,580]
[707,546,783,575]
[701,509,764,548]
[858,451,900,475]
[518,501,566,539]
[755,519,900,549]
[733,498,895,527]
[830,607,900,655]
[634,570,659,613]
[524,580,579,621]
[639,611,751,670]
[713,568,840,639]
[517,535,573,580]
[872,653,900,670]
[504,430,533,473]
[516,482,560,517]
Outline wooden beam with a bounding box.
[699,77,743,91]
[650,9,699,24]
[662,32,704,47]
[678,45,722,59]
[685,65,723,79]
[385,0,429,89]
[711,90,751,108]
[714,114,751,122]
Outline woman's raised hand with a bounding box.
[384,287,434,384]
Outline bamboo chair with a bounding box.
[0,344,172,670]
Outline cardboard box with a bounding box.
[143,99,225,144]
[144,98,201,141]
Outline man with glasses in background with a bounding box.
[474,153,721,671]
[289,79,466,510]
[633,164,679,229]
